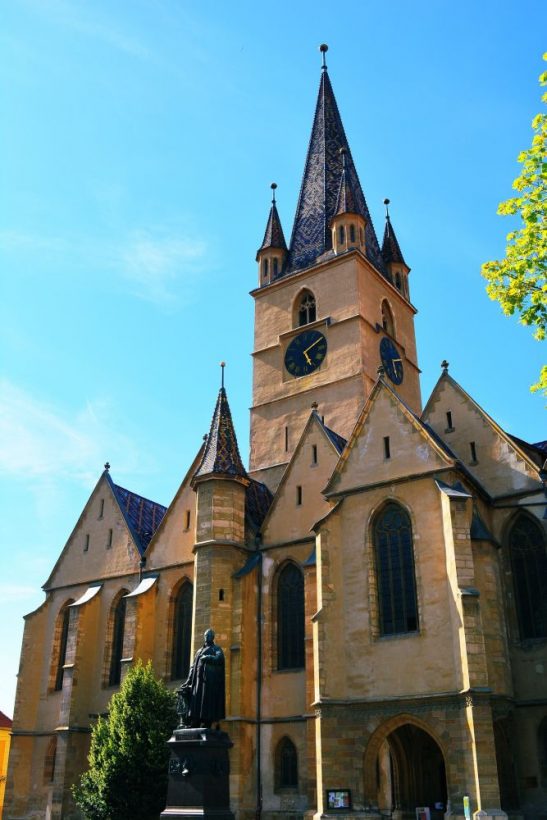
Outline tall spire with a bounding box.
[256,183,288,259]
[381,198,407,267]
[193,367,248,483]
[286,47,384,274]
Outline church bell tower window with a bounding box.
[297,290,316,327]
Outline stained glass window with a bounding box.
[277,564,305,669]
[171,582,193,680]
[509,515,547,640]
[374,503,418,636]
[108,594,127,686]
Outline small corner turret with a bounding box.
[330,147,366,256]
[256,183,288,286]
[381,198,410,299]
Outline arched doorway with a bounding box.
[367,721,447,820]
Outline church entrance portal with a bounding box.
[375,724,447,820]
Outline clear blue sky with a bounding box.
[1,0,545,716]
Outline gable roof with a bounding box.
[259,409,346,535]
[106,472,167,555]
[423,370,543,479]
[0,710,12,728]
[286,66,384,275]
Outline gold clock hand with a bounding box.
[304,352,312,365]
[303,337,322,355]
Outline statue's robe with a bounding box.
[182,642,225,727]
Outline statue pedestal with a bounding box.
[161,727,234,820]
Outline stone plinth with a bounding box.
[161,727,234,820]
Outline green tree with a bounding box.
[481,54,547,394]
[73,660,176,820]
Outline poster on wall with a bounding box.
[326,790,352,811]
[416,808,431,820]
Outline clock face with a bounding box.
[380,336,404,385]
[284,329,327,377]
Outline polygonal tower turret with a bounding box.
[330,147,366,256]
[381,198,411,299]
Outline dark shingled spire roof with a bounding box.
[286,67,384,275]
[257,202,287,259]
[382,215,407,267]
[194,387,248,482]
[106,473,167,555]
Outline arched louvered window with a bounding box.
[171,582,193,680]
[108,593,127,686]
[381,300,395,337]
[275,736,298,790]
[297,290,316,327]
[509,515,547,640]
[54,604,71,691]
[374,503,418,636]
[277,563,305,669]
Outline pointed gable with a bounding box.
[422,371,542,497]
[286,67,383,275]
[260,411,344,545]
[44,470,166,590]
[194,386,248,483]
[325,380,454,496]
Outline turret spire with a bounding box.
[256,183,288,259]
[193,371,248,484]
[286,51,384,274]
[381,198,407,267]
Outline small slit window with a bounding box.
[338,225,345,245]
[84,534,89,553]
[263,259,269,278]
[296,486,302,506]
[470,441,478,463]
[106,528,113,549]
[395,272,402,290]
[273,258,279,277]
[312,444,318,465]
[99,499,104,519]
[383,436,391,460]
[446,411,453,431]
[284,426,289,452]
[185,510,191,530]
[349,224,356,243]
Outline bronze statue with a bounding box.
[177,628,225,729]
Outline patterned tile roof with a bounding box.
[509,434,547,468]
[381,216,407,267]
[322,423,347,454]
[257,202,288,259]
[286,68,384,275]
[246,478,273,532]
[194,387,248,482]
[109,477,167,556]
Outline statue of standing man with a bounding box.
[177,628,225,729]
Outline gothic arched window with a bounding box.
[509,515,547,640]
[108,592,127,686]
[297,290,316,327]
[275,736,298,790]
[374,503,418,636]
[381,300,395,337]
[51,600,73,692]
[171,581,193,681]
[277,563,305,670]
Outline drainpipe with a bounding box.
[255,539,263,820]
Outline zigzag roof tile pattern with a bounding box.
[382,216,407,267]
[286,68,384,275]
[194,387,248,482]
[257,202,288,258]
[108,478,167,555]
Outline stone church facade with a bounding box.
[5,54,547,820]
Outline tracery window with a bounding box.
[171,581,193,681]
[275,736,298,790]
[509,515,547,640]
[108,592,127,686]
[277,563,305,669]
[381,300,395,337]
[374,503,418,636]
[297,290,316,327]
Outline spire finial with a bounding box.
[104,461,110,472]
[441,359,449,373]
[383,197,391,221]
[270,182,277,204]
[319,43,328,70]
[220,361,226,389]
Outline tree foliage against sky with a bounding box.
[482,54,547,394]
[73,660,176,820]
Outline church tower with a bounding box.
[249,46,421,484]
